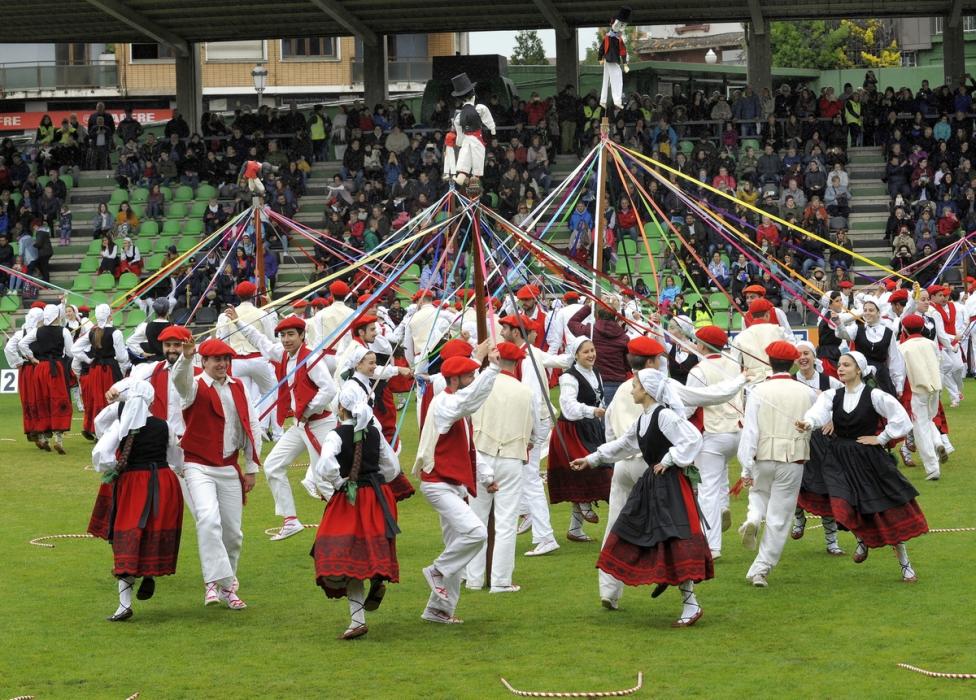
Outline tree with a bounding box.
[510,30,547,65]
[769,19,899,70]
[582,27,643,65]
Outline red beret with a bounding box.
[489,297,502,310]
[158,325,191,343]
[743,284,767,296]
[695,325,728,348]
[310,297,328,308]
[439,338,472,360]
[882,279,897,291]
[198,338,235,357]
[441,356,480,378]
[292,299,308,309]
[902,314,926,332]
[838,281,854,289]
[888,289,909,304]
[275,315,306,334]
[496,341,526,361]
[460,288,476,301]
[621,287,636,296]
[235,281,256,298]
[563,291,581,303]
[77,305,91,313]
[329,280,350,298]
[412,288,434,302]
[627,336,666,357]
[351,314,378,332]
[748,298,774,314]
[454,300,463,311]
[357,293,372,305]
[432,300,442,308]
[30,301,46,309]
[516,284,539,301]
[765,340,800,362]
[926,284,945,296]
[499,314,531,331]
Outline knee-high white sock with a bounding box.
[568,504,584,535]
[823,517,839,548]
[678,581,699,620]
[347,579,366,629]
[116,576,135,616]
[894,543,916,578]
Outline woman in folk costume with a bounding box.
[75,304,128,440]
[302,383,401,640]
[547,336,611,542]
[791,340,846,555]
[795,352,927,582]
[63,302,92,412]
[88,380,184,621]
[571,369,710,628]
[834,299,904,397]
[4,306,43,443]
[18,304,74,453]
[816,291,845,369]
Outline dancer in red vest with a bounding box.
[414,343,501,624]
[418,338,474,428]
[18,304,73,453]
[225,308,337,541]
[173,337,262,610]
[88,380,184,621]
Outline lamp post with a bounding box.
[251,64,268,297]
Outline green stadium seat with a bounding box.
[117,272,140,289]
[136,236,155,253]
[72,276,93,293]
[167,202,187,219]
[129,203,145,220]
[162,220,182,236]
[0,294,20,312]
[109,188,129,204]
[161,187,173,201]
[37,175,50,188]
[61,174,74,189]
[130,187,150,204]
[620,238,638,255]
[679,140,695,156]
[139,220,159,236]
[195,184,216,200]
[93,273,115,292]
[184,219,204,236]
[189,201,208,218]
[177,236,196,253]
[0,316,11,332]
[684,293,701,307]
[88,292,109,307]
[145,253,164,272]
[126,309,147,327]
[714,313,731,330]
[173,185,194,202]
[79,257,99,273]
[708,292,731,310]
[730,313,743,329]
[87,239,103,254]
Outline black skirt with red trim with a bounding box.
[596,465,714,586]
[81,364,116,434]
[799,437,927,547]
[312,483,399,598]
[19,364,37,436]
[388,472,416,502]
[32,359,72,433]
[547,418,612,504]
[796,429,832,515]
[87,468,184,577]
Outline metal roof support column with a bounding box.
[944,0,966,88]
[175,43,203,141]
[555,29,579,95]
[363,36,389,108]
[745,23,771,96]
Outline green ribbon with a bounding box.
[682,465,701,488]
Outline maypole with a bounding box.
[592,117,610,302]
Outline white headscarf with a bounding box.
[843,351,875,378]
[795,340,824,373]
[94,304,112,328]
[91,380,154,473]
[338,382,372,432]
[637,368,685,414]
[672,315,694,337]
[567,335,592,359]
[23,307,43,332]
[343,343,371,376]
[117,380,154,439]
[42,304,60,326]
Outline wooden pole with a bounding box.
[254,200,265,297]
[593,117,610,300]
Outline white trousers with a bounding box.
[183,463,244,586]
[911,389,942,478]
[421,481,487,616]
[522,435,555,544]
[695,432,740,555]
[598,456,649,603]
[262,415,336,518]
[941,348,965,401]
[455,137,486,177]
[232,356,278,431]
[600,62,623,107]
[745,460,803,579]
[465,454,525,588]
[246,177,265,195]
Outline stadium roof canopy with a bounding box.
[2,0,974,55]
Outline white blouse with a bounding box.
[803,382,911,447]
[585,405,702,468]
[558,364,602,421]
[836,317,906,394]
[302,421,401,501]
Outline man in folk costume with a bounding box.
[899,314,945,481]
[499,314,573,557]
[741,284,793,335]
[419,337,475,428]
[450,72,496,191]
[126,297,174,365]
[303,296,329,351]
[545,291,586,354]
[731,298,789,385]
[224,308,337,540]
[308,281,355,372]
[237,159,278,200]
[909,288,955,465]
[172,337,262,610]
[514,284,549,350]
[736,341,815,587]
[74,304,128,440]
[88,380,184,621]
[5,307,44,444]
[19,304,73,453]
[215,281,280,439]
[442,130,457,182]
[465,341,545,592]
[598,7,631,111]
[685,325,743,560]
[928,285,966,407]
[414,345,502,624]
[405,288,452,371]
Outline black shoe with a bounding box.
[651,583,669,598]
[136,577,155,601]
[107,607,133,622]
[364,580,387,612]
[81,431,96,442]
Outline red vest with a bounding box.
[274,344,329,427]
[933,303,957,348]
[149,361,170,421]
[243,160,261,179]
[420,391,477,495]
[181,376,261,467]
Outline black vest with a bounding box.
[668,344,699,385]
[30,325,64,360]
[831,386,881,439]
[458,103,483,134]
[334,423,382,481]
[566,365,604,407]
[140,320,171,360]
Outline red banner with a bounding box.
[0,108,174,131]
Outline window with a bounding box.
[55,43,90,65]
[130,43,176,62]
[205,41,265,62]
[280,38,338,60]
[934,16,976,33]
[901,51,918,67]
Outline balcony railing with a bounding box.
[0,62,119,91]
[351,59,432,85]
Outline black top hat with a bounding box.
[451,73,476,98]
[614,6,632,23]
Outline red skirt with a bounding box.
[388,472,416,502]
[87,468,184,577]
[312,482,399,598]
[118,260,143,277]
[547,420,612,504]
[828,496,928,548]
[19,364,37,435]
[81,364,116,434]
[597,476,714,586]
[32,359,72,433]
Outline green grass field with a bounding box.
[2,389,975,700]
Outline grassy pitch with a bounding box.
[1,390,974,699]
